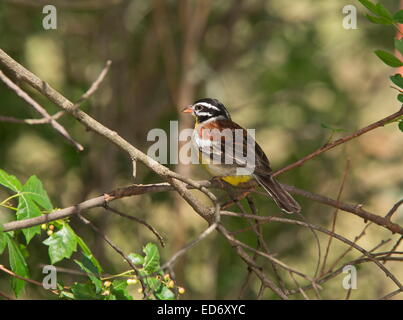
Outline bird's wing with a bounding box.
[195,119,272,175]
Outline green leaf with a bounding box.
[43,224,77,264]
[374,3,393,22]
[365,14,393,25]
[59,291,75,299]
[374,50,403,67]
[71,283,98,300]
[143,243,160,274]
[145,276,161,292]
[16,196,42,244]
[398,94,403,103]
[399,121,403,132]
[128,253,144,265]
[0,169,22,192]
[394,10,403,23]
[76,235,102,273]
[391,74,403,88]
[22,175,53,211]
[6,235,29,297]
[395,38,403,56]
[74,254,102,293]
[358,0,378,15]
[155,286,175,300]
[111,279,133,300]
[0,231,6,254]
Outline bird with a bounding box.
[182,98,301,214]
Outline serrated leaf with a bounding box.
[394,10,403,23]
[76,235,102,273]
[0,231,6,254]
[0,169,22,192]
[128,253,144,265]
[111,279,133,300]
[43,224,77,264]
[22,175,53,211]
[365,14,393,25]
[358,0,378,14]
[399,121,403,132]
[16,196,41,244]
[155,286,175,300]
[74,254,102,293]
[145,276,162,292]
[375,50,403,67]
[391,74,403,88]
[143,243,160,274]
[6,235,29,297]
[71,283,98,300]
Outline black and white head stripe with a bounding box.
[192,98,231,122]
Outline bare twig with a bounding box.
[0,70,83,151]
[3,180,403,236]
[105,204,165,247]
[75,214,146,295]
[75,60,112,105]
[385,199,403,221]
[161,222,218,270]
[321,159,351,275]
[272,106,403,177]
[0,111,64,124]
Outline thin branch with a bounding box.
[321,159,350,275]
[0,111,64,124]
[105,204,165,247]
[2,180,403,236]
[75,214,146,296]
[75,60,112,105]
[161,222,218,270]
[221,212,403,291]
[385,199,403,221]
[0,70,83,151]
[272,106,403,177]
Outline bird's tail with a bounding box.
[254,174,301,214]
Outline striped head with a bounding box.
[182,98,231,123]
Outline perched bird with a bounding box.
[182,98,301,214]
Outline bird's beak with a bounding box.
[181,105,193,113]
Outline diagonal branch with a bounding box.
[272,106,403,177]
[0,70,83,151]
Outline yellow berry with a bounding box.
[178,287,185,294]
[47,230,53,236]
[102,290,110,296]
[103,281,111,288]
[167,280,175,288]
[41,224,47,230]
[48,225,55,231]
[163,274,170,280]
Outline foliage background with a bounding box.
[0,0,402,299]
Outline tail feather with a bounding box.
[254,174,301,214]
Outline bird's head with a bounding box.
[182,98,231,123]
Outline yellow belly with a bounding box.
[221,175,253,186]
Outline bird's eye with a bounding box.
[194,105,202,111]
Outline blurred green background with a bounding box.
[0,0,402,299]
